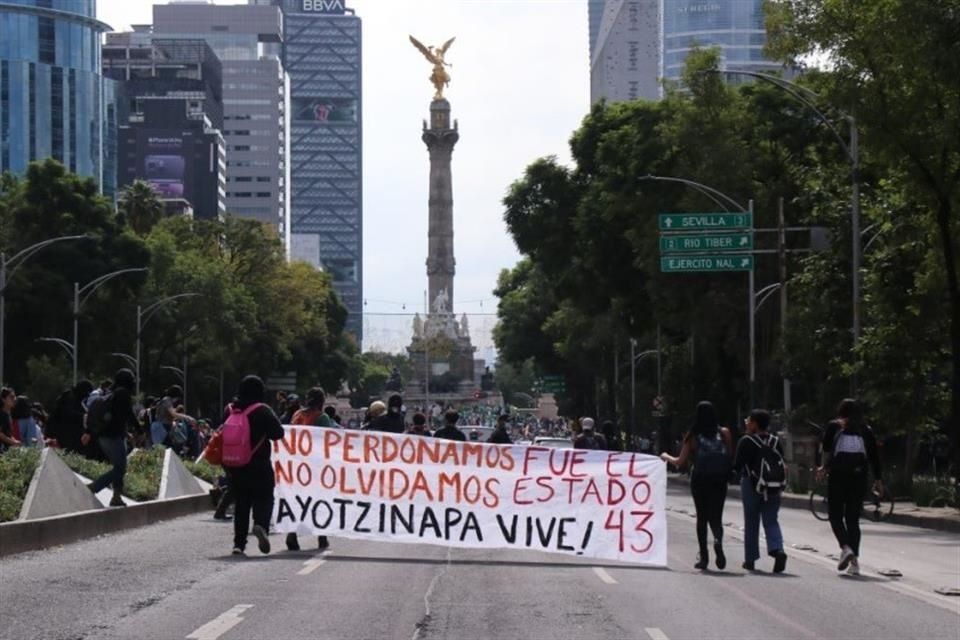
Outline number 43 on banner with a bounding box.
[605,509,655,554]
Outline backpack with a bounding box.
[694,431,731,478]
[750,434,785,497]
[86,393,114,436]
[830,424,869,475]
[221,403,267,468]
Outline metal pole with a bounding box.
[749,200,756,409]
[630,337,637,443]
[779,198,792,414]
[219,366,224,415]
[424,290,430,418]
[182,349,188,414]
[135,305,142,398]
[613,339,619,417]
[657,324,662,398]
[72,282,79,387]
[850,118,861,395]
[0,253,5,385]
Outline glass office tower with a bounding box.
[662,0,780,81]
[0,0,117,195]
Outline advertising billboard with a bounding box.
[139,133,189,199]
[292,97,357,124]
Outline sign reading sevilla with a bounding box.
[271,427,668,565]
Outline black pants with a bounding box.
[828,474,866,555]
[691,476,728,555]
[229,470,274,550]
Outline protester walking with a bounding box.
[221,375,285,556]
[734,409,788,573]
[661,401,733,570]
[816,398,884,576]
[487,414,513,444]
[292,387,334,427]
[12,396,43,447]
[433,410,466,441]
[0,387,20,451]
[369,394,405,433]
[361,401,387,430]
[47,380,94,452]
[408,413,430,436]
[574,418,607,450]
[83,369,138,507]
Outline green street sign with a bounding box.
[659,213,753,231]
[659,232,753,254]
[661,255,755,273]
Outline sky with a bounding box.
[97,0,591,355]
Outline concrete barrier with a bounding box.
[0,493,211,558]
[19,449,103,520]
[159,449,205,499]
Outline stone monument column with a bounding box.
[423,99,459,312]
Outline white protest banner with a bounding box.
[271,427,667,566]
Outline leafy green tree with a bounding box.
[118,181,164,237]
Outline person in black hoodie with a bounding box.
[369,394,406,434]
[83,369,138,507]
[816,398,883,576]
[46,380,92,452]
[227,375,285,556]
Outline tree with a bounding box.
[118,181,164,237]
[766,0,960,476]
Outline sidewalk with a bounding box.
[667,474,960,533]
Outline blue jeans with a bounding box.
[740,476,783,562]
[91,436,127,494]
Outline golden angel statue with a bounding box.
[409,35,456,100]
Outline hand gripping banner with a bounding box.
[271,427,667,566]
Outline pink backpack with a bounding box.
[221,402,267,468]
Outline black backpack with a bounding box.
[830,424,869,475]
[86,393,114,436]
[750,434,786,497]
[694,432,731,477]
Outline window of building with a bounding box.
[233,176,253,182]
[256,176,272,182]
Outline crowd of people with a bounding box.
[661,398,884,577]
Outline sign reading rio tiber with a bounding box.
[658,213,754,273]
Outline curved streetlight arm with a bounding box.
[3,234,92,288]
[755,283,783,313]
[708,70,853,162]
[160,365,186,384]
[37,337,76,360]
[111,352,138,371]
[141,293,200,330]
[78,268,148,309]
[640,175,747,213]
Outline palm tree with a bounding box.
[119,181,164,236]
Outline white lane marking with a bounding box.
[186,604,253,640]
[646,629,670,640]
[592,567,618,584]
[297,557,327,576]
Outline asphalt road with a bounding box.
[2,487,957,640]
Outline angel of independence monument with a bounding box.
[405,36,478,399]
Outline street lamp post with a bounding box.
[71,268,147,387]
[161,365,187,412]
[135,293,199,397]
[0,234,90,384]
[710,69,862,391]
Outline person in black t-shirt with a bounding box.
[433,410,466,441]
[0,387,20,451]
[487,414,513,444]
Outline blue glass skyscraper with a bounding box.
[662,0,780,81]
[0,0,117,195]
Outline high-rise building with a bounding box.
[103,33,226,221]
[590,0,782,104]
[590,0,662,103]
[153,2,291,251]
[662,0,781,82]
[259,0,363,344]
[0,0,119,195]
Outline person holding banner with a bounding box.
[433,410,466,441]
[661,401,733,571]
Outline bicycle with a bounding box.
[809,475,895,522]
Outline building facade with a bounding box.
[0,0,118,195]
[153,3,290,250]
[590,0,662,103]
[263,0,363,343]
[103,34,226,221]
[662,0,781,82]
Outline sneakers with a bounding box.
[772,550,788,574]
[714,542,726,570]
[694,554,708,570]
[837,546,855,571]
[231,547,245,556]
[286,533,300,551]
[252,525,271,555]
[317,536,330,552]
[742,560,756,572]
[109,492,126,507]
[846,557,860,576]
